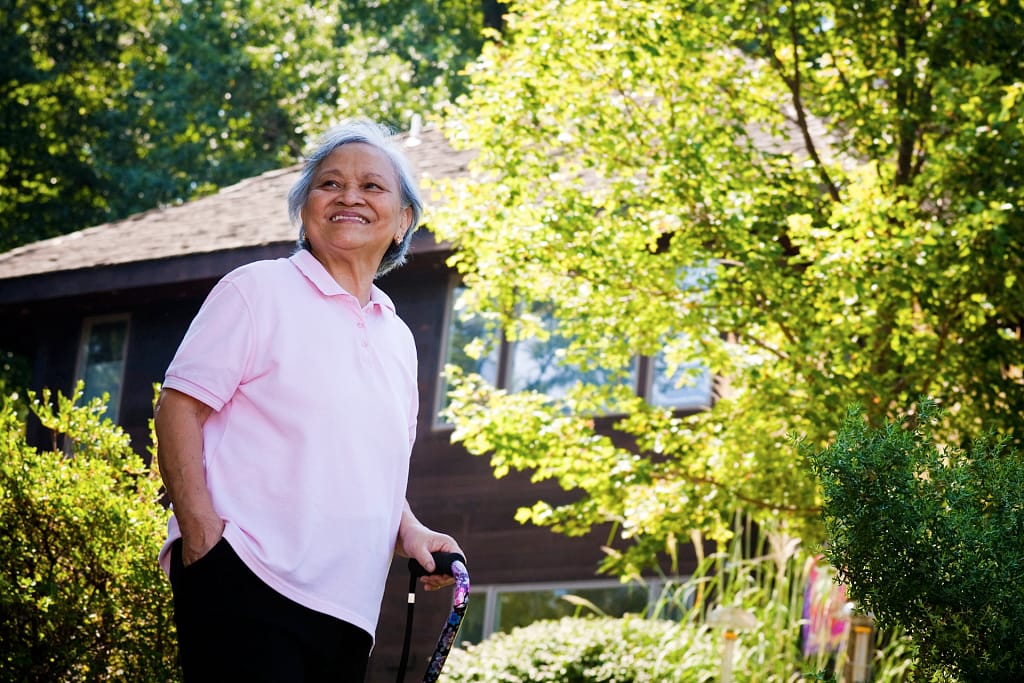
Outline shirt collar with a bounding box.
[289,249,397,314]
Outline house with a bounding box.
[0,127,708,681]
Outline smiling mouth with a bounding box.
[330,214,369,224]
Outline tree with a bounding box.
[1,0,500,251]
[120,0,507,211]
[429,0,1024,576]
[0,0,157,251]
[107,0,343,213]
[1,0,333,250]
[332,0,499,115]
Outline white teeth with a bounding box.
[330,215,368,223]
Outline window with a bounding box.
[456,579,668,645]
[506,305,637,401]
[642,264,717,409]
[435,281,715,426]
[75,315,130,422]
[435,284,501,427]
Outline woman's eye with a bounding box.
[321,180,341,188]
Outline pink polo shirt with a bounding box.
[158,249,417,637]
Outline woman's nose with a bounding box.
[337,186,364,204]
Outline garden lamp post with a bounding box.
[843,614,875,683]
[707,606,757,683]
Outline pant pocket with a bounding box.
[181,537,232,579]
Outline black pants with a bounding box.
[169,538,372,682]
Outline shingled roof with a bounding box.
[0,127,473,300]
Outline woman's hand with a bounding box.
[180,515,226,566]
[396,502,465,591]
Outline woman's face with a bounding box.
[301,142,411,263]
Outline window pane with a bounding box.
[446,301,500,383]
[455,600,486,646]
[507,308,634,402]
[507,327,577,398]
[437,286,500,421]
[494,584,651,634]
[647,265,716,410]
[648,351,713,410]
[79,318,128,421]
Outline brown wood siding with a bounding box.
[120,299,209,451]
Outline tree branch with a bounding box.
[756,7,841,203]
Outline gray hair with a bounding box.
[288,120,423,278]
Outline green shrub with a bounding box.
[805,400,1024,682]
[0,385,178,682]
[442,614,716,683]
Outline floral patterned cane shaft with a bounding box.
[423,560,470,683]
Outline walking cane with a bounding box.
[396,551,470,683]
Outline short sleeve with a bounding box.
[163,279,254,411]
[407,337,419,449]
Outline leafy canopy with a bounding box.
[1,0,496,251]
[431,0,1024,576]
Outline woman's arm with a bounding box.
[396,500,465,590]
[154,387,224,566]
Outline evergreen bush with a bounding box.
[805,399,1024,682]
[0,386,178,682]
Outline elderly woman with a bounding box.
[155,120,462,682]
